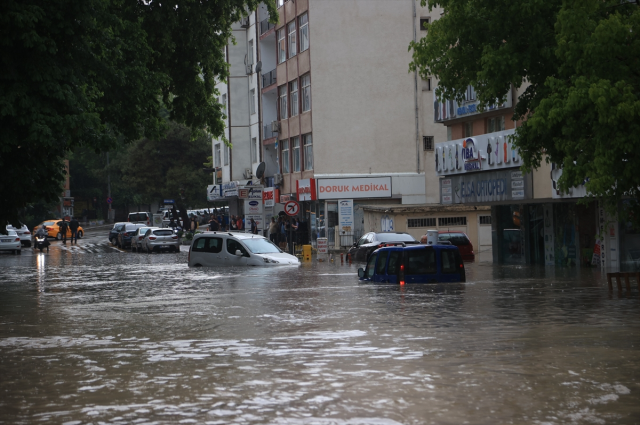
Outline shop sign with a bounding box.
[263,187,276,207]
[245,199,263,215]
[207,185,222,201]
[280,193,293,203]
[441,169,531,204]
[297,178,317,201]
[221,181,239,198]
[433,86,513,123]
[247,187,262,200]
[435,129,520,176]
[317,238,328,254]
[338,199,354,233]
[317,177,392,200]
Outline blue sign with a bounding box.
[164,199,175,204]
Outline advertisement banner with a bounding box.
[440,169,531,204]
[317,177,391,200]
[222,181,239,198]
[297,178,317,201]
[338,199,354,233]
[247,187,262,200]
[263,187,275,207]
[207,184,222,201]
[245,199,263,215]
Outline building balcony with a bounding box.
[263,124,278,141]
[262,69,277,89]
[260,18,275,35]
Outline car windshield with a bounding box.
[438,233,469,246]
[153,230,173,236]
[242,238,281,254]
[376,233,416,242]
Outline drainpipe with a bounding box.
[412,0,420,174]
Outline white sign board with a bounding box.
[317,238,328,254]
[207,184,222,201]
[263,187,275,207]
[247,187,262,199]
[338,199,354,233]
[317,177,392,200]
[245,199,263,215]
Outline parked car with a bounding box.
[0,230,22,255]
[348,232,419,262]
[117,223,147,249]
[128,212,152,226]
[131,226,157,252]
[142,228,180,253]
[437,231,475,262]
[109,222,127,245]
[6,224,31,247]
[37,219,84,240]
[188,232,300,267]
[358,244,465,284]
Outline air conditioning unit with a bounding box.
[274,173,283,185]
[243,168,253,179]
[271,121,280,133]
[240,17,250,28]
[246,63,253,75]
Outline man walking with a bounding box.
[59,218,69,244]
[69,217,80,244]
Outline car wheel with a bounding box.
[77,230,83,239]
[56,232,62,240]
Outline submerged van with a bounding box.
[357,244,465,284]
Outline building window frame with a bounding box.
[277,28,286,64]
[221,94,227,115]
[301,74,311,112]
[224,144,229,166]
[248,39,254,65]
[438,216,467,226]
[289,80,298,117]
[303,133,313,171]
[423,136,434,151]
[281,139,290,174]
[251,137,258,164]
[487,116,505,133]
[292,136,300,172]
[463,122,473,138]
[287,21,297,58]
[279,84,288,120]
[419,17,430,31]
[250,89,256,115]
[408,218,436,228]
[299,14,309,52]
[214,143,221,168]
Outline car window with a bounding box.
[406,249,436,275]
[376,233,417,242]
[357,235,368,246]
[227,239,248,256]
[43,221,56,227]
[387,251,401,275]
[193,237,223,253]
[366,253,377,278]
[438,233,469,246]
[375,251,389,275]
[441,250,458,273]
[153,229,173,236]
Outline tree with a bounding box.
[410,0,640,224]
[0,0,276,226]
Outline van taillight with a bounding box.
[399,263,405,285]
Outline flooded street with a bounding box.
[1,235,639,424]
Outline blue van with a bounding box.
[357,244,466,284]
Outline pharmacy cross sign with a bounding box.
[284,200,300,216]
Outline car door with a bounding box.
[226,238,249,265]
[405,248,438,283]
[362,252,378,281]
[383,250,402,284]
[374,250,389,283]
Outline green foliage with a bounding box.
[410,0,640,224]
[0,0,277,226]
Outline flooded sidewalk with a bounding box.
[0,249,638,424]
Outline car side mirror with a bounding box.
[353,242,358,247]
[235,249,243,256]
[358,268,365,278]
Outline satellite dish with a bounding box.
[255,61,262,74]
[256,162,266,179]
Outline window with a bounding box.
[447,126,452,141]
[251,137,258,164]
[221,94,227,115]
[487,116,505,133]
[303,133,313,170]
[250,89,256,115]
[420,17,430,31]
[301,74,311,112]
[464,122,473,138]
[406,249,436,275]
[224,144,229,165]
[366,253,377,278]
[479,215,492,225]
[248,39,254,65]
[387,251,401,275]
[289,80,298,117]
[375,251,389,275]
[279,85,288,120]
[281,139,290,173]
[422,77,431,91]
[423,136,434,151]
[299,14,309,52]
[465,85,476,102]
[277,0,284,6]
[292,136,300,172]
[408,218,436,228]
[438,217,467,226]
[287,21,297,58]
[277,28,286,63]
[441,250,458,273]
[227,238,248,256]
[192,237,223,253]
[214,144,221,168]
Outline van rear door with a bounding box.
[404,247,438,283]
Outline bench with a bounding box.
[607,272,640,291]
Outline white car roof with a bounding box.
[196,232,265,240]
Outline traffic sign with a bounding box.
[284,200,300,216]
[106,197,113,204]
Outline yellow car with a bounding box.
[39,219,84,240]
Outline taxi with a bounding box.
[357,244,465,284]
[38,219,84,240]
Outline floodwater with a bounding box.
[0,238,639,424]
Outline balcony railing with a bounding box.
[260,18,275,35]
[263,124,278,140]
[261,69,277,88]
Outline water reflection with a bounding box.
[0,251,638,424]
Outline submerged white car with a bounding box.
[188,232,300,267]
